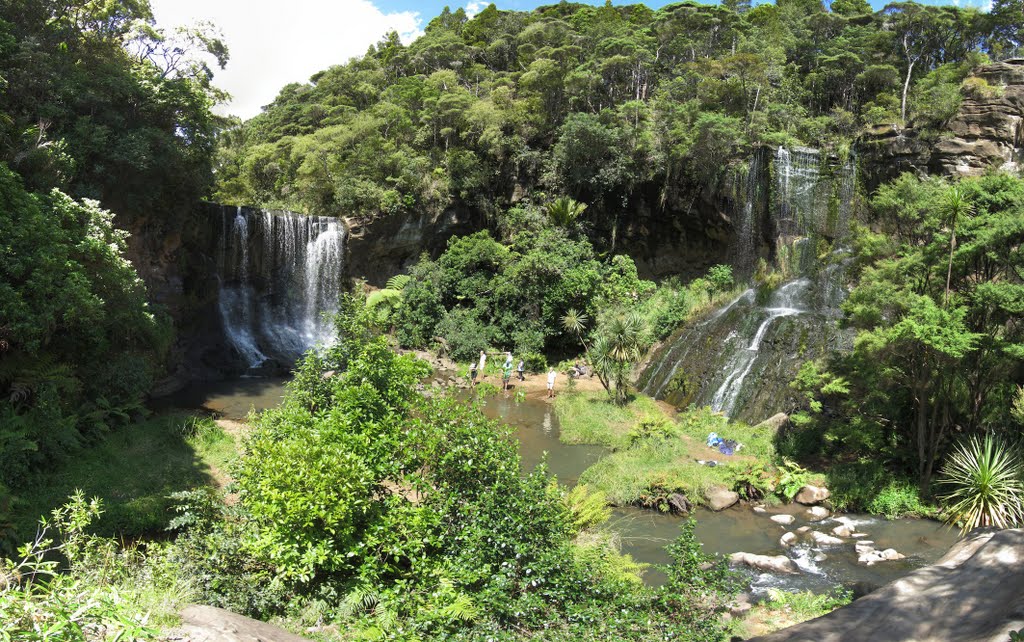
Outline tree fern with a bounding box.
[385,274,411,291]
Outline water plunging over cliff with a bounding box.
[639,147,855,422]
[217,207,346,369]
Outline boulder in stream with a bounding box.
[706,486,739,511]
[811,531,845,546]
[730,552,801,575]
[832,525,855,538]
[806,506,830,521]
[771,514,796,525]
[794,485,831,505]
[780,532,798,548]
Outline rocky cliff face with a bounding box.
[118,202,225,393]
[933,59,1024,176]
[343,208,482,286]
[859,59,1024,189]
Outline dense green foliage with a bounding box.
[214,0,1018,237]
[0,0,226,210]
[786,171,1024,506]
[0,167,168,512]
[0,0,227,544]
[386,204,738,380]
[392,218,655,360]
[1,493,193,640]
[167,296,742,639]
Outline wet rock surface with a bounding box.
[730,552,802,575]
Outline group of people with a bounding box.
[469,351,560,398]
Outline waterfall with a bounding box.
[731,150,767,277]
[216,207,346,369]
[639,146,856,422]
[707,279,810,417]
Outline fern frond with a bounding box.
[385,274,411,291]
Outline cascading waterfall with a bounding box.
[731,150,767,277]
[639,147,856,422]
[707,279,810,417]
[216,207,346,369]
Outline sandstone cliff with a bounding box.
[860,59,1024,189]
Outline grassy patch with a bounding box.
[11,413,236,541]
[576,406,779,508]
[740,588,852,637]
[554,391,670,448]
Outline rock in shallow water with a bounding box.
[729,552,801,575]
[795,484,831,505]
[832,525,855,538]
[811,531,845,546]
[705,486,739,511]
[806,506,830,521]
[771,514,796,525]
[780,532,798,548]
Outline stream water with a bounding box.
[160,377,958,594]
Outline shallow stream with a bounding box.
[160,377,958,594]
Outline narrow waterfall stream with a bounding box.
[216,207,346,369]
[708,278,810,417]
[639,146,856,423]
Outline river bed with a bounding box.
[158,377,958,595]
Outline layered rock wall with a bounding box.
[859,59,1024,190]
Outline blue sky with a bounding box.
[148,0,990,120]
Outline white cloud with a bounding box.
[465,1,489,18]
[148,0,424,119]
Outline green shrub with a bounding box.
[522,352,547,373]
[627,417,678,447]
[707,264,734,292]
[1,492,194,638]
[436,308,493,362]
[868,480,933,519]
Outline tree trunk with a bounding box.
[915,370,930,492]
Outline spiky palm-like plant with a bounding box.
[560,307,590,349]
[588,311,649,405]
[545,196,587,228]
[938,434,1024,535]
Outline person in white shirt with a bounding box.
[546,368,556,398]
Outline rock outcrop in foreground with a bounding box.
[747,528,1024,642]
[169,605,311,642]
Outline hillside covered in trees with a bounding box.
[214,0,1024,233]
[3,0,1024,640]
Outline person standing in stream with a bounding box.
[546,367,557,398]
[502,362,512,391]
[478,351,487,380]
